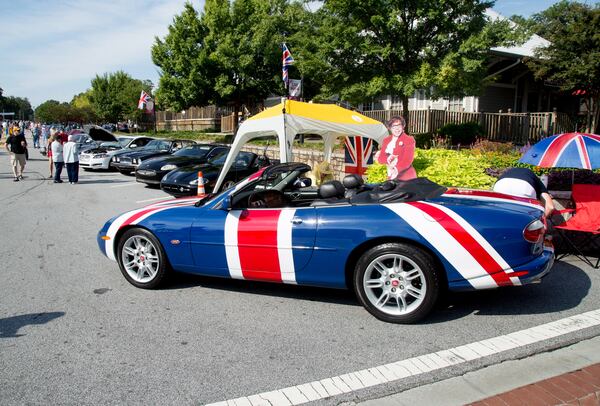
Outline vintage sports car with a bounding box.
[98,163,554,323]
[112,139,196,175]
[79,127,154,170]
[135,144,230,186]
[160,150,271,197]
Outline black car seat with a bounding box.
[312,180,347,206]
[343,174,365,198]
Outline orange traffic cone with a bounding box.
[197,171,206,197]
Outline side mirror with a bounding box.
[221,195,232,210]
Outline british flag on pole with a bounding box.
[344,136,373,176]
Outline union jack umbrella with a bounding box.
[345,136,373,175]
[519,132,600,170]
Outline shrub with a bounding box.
[365,162,388,183]
[437,122,485,146]
[413,133,434,148]
[471,139,516,154]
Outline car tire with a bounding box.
[354,242,441,323]
[117,228,169,289]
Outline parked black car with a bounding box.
[112,139,196,175]
[160,150,270,197]
[135,144,230,186]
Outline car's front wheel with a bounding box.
[117,228,168,289]
[354,243,441,323]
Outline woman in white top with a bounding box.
[51,134,64,183]
[63,134,80,184]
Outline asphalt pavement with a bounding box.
[1,135,599,406]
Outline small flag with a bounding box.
[282,43,294,84]
[344,136,373,176]
[138,90,152,110]
[288,79,302,97]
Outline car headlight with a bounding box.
[93,154,107,159]
[114,157,120,162]
[161,164,177,171]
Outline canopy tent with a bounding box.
[214,99,389,192]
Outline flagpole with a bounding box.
[153,106,157,135]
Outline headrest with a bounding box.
[318,180,345,199]
[343,174,364,189]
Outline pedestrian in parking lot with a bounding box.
[5,124,27,181]
[46,135,54,178]
[32,123,41,148]
[63,134,79,184]
[51,134,64,183]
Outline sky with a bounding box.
[0,0,562,109]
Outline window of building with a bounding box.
[448,97,464,111]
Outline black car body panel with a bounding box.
[135,144,230,185]
[160,151,269,196]
[112,139,196,174]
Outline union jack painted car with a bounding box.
[98,163,554,323]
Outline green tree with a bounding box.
[152,2,214,111]
[525,1,600,133]
[2,96,33,120]
[292,0,519,123]
[90,71,152,123]
[152,0,300,130]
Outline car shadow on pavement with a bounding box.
[167,273,359,307]
[425,261,591,324]
[0,312,65,338]
[75,179,133,185]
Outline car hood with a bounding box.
[121,150,168,160]
[162,163,218,183]
[138,155,209,170]
[87,126,118,142]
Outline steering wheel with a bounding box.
[248,190,287,208]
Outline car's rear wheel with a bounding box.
[354,242,440,323]
[117,228,168,289]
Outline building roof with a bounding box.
[486,9,550,58]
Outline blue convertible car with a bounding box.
[98,163,554,323]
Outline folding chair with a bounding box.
[553,184,600,268]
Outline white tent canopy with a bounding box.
[214,99,389,192]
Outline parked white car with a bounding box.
[79,127,154,170]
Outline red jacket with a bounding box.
[376,133,417,181]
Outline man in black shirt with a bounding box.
[5,125,27,181]
[493,167,555,217]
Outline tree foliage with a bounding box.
[90,71,153,123]
[291,0,519,121]
[525,1,600,133]
[152,0,298,119]
[34,99,94,123]
[0,93,33,120]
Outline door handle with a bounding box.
[291,217,303,225]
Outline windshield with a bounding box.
[118,137,132,147]
[174,145,213,158]
[208,151,254,166]
[143,140,171,151]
